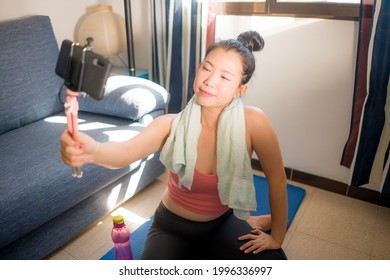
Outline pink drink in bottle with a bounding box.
[111,215,133,260]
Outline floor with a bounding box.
[46,170,390,260]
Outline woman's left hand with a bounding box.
[238,229,281,254]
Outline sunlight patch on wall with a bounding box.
[216,15,322,38]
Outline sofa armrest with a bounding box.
[59,75,170,120]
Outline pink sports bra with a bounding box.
[167,169,229,215]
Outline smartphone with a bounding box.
[55,40,112,100]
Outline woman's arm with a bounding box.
[60,114,176,169]
[246,107,288,246]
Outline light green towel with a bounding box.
[160,96,256,220]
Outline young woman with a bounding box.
[60,30,288,260]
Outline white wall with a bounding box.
[216,16,358,183]
[0,0,150,69]
[0,0,98,43]
[0,1,357,183]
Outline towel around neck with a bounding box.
[160,95,256,220]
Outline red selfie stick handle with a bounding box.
[64,89,83,178]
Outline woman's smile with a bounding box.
[199,88,215,97]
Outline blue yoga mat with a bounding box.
[101,175,306,260]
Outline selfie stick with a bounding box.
[64,88,83,178]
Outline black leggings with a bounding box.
[142,202,287,260]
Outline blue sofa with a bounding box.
[0,16,169,259]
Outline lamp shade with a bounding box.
[77,5,126,57]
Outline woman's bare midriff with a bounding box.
[161,189,228,222]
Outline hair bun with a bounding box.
[237,30,264,52]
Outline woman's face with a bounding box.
[193,48,247,110]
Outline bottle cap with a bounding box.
[113,215,124,225]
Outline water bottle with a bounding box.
[111,215,133,260]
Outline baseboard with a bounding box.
[251,159,390,207]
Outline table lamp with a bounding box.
[77,5,126,57]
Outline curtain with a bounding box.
[341,0,390,194]
[150,0,217,113]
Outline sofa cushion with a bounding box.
[59,75,170,121]
[0,16,63,135]
[0,110,164,249]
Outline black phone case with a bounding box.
[55,40,112,100]
[81,51,112,100]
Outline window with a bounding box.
[217,0,360,21]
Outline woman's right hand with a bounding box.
[60,130,98,168]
